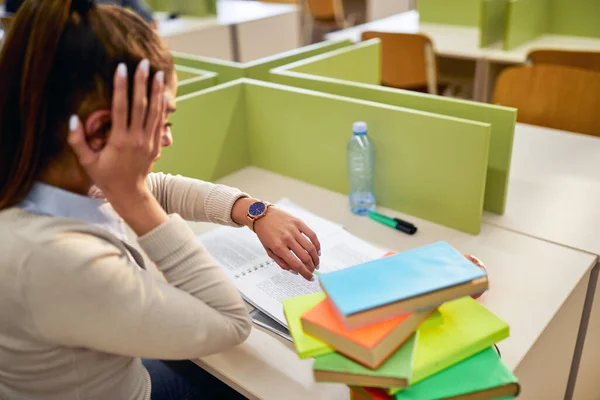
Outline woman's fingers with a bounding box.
[266,249,292,272]
[295,231,319,269]
[129,59,150,137]
[111,63,129,141]
[296,220,321,256]
[147,71,165,157]
[275,241,314,281]
[67,115,97,167]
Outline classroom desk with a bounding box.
[218,1,301,62]
[483,123,600,400]
[184,166,596,400]
[158,16,234,60]
[325,11,489,101]
[365,0,412,22]
[158,1,301,62]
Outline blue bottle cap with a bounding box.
[353,121,367,135]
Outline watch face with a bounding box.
[248,202,267,217]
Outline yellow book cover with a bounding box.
[388,297,509,395]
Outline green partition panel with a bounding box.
[479,0,509,46]
[418,0,481,26]
[244,40,353,82]
[156,79,491,233]
[154,82,250,181]
[175,65,218,96]
[284,40,381,85]
[244,80,491,234]
[549,0,600,38]
[173,52,245,84]
[172,40,353,84]
[503,0,549,50]
[270,40,516,214]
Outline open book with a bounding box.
[197,199,386,327]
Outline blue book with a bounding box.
[319,242,488,328]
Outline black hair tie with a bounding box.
[71,0,96,14]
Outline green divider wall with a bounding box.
[549,0,600,38]
[245,80,490,235]
[154,82,250,181]
[175,65,218,96]
[504,0,549,50]
[479,0,509,47]
[147,0,216,16]
[418,0,481,26]
[244,40,353,82]
[504,0,600,50]
[172,40,353,85]
[270,40,516,215]
[158,79,491,234]
[285,41,381,85]
[173,53,245,84]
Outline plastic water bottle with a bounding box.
[347,121,376,215]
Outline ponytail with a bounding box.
[0,0,173,209]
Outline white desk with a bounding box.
[158,16,234,61]
[219,1,301,63]
[325,11,488,101]
[366,0,412,22]
[483,123,600,400]
[325,10,484,60]
[485,34,600,64]
[158,1,301,62]
[185,166,596,400]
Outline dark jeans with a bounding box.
[142,359,247,400]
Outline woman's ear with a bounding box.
[83,110,111,151]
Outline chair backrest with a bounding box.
[304,0,342,22]
[493,65,600,137]
[528,49,600,73]
[361,31,438,94]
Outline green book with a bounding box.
[389,297,509,395]
[394,347,520,400]
[313,333,417,389]
[282,292,333,359]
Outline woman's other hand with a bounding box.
[232,199,321,281]
[68,60,169,236]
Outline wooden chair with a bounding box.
[527,49,600,73]
[492,65,600,137]
[361,31,439,94]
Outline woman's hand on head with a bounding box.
[68,60,170,236]
[253,205,321,281]
[68,60,165,207]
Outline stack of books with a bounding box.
[283,241,520,400]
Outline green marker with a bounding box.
[368,211,417,235]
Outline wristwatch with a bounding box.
[247,200,272,232]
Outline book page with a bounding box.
[198,200,386,327]
[236,230,386,326]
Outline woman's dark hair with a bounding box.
[0,0,174,209]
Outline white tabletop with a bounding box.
[217,0,298,25]
[187,166,596,399]
[325,10,485,60]
[157,0,298,35]
[484,123,600,256]
[485,34,600,64]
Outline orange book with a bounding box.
[302,297,433,369]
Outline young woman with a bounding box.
[0,1,321,399]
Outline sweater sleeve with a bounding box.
[146,173,248,227]
[21,215,252,359]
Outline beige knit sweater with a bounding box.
[0,173,253,400]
